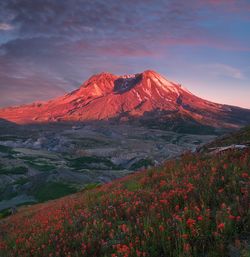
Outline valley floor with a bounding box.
[0,122,215,212]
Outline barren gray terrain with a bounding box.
[0,121,216,213]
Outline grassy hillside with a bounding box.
[0,147,249,257]
[201,126,250,151]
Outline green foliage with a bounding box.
[14,177,29,185]
[75,138,109,147]
[82,183,101,191]
[19,156,38,161]
[68,156,120,170]
[0,165,28,175]
[0,208,11,219]
[206,125,250,148]
[123,179,141,191]
[33,182,77,202]
[140,118,218,135]
[25,160,56,172]
[130,159,154,170]
[0,136,23,141]
[0,144,16,154]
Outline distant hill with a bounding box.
[199,125,250,152]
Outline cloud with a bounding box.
[0,23,13,31]
[0,72,67,108]
[160,36,250,52]
[0,0,249,107]
[199,0,250,13]
[1,0,206,42]
[203,63,245,80]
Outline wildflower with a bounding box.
[194,206,200,213]
[159,199,168,205]
[197,216,203,221]
[159,225,164,232]
[213,231,219,237]
[211,167,217,173]
[181,234,189,239]
[120,224,129,233]
[217,223,225,231]
[160,180,167,187]
[218,188,224,193]
[221,203,227,209]
[186,218,196,228]
[183,243,191,252]
[240,188,248,194]
[241,172,248,178]
[174,214,182,222]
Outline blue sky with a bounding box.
[0,0,250,108]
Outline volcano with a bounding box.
[0,70,250,132]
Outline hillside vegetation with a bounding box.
[0,146,249,257]
[201,126,250,151]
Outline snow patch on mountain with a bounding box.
[134,91,142,102]
[155,88,165,99]
[143,88,152,97]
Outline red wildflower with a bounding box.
[159,199,168,205]
[211,167,217,173]
[159,180,167,187]
[217,223,225,231]
[181,234,189,239]
[223,164,228,169]
[221,203,227,209]
[183,243,191,252]
[159,225,164,232]
[186,218,196,228]
[197,216,203,221]
[218,188,224,193]
[120,224,129,233]
[241,172,248,178]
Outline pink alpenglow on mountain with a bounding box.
[0,70,250,129]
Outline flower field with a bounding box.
[0,149,249,257]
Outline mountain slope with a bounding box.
[199,125,250,152]
[0,145,249,257]
[0,70,250,130]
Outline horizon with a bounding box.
[0,0,250,109]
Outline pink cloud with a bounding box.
[159,36,250,52]
[202,0,250,15]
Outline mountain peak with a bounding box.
[86,70,164,82]
[1,69,250,128]
[84,72,117,84]
[142,69,160,76]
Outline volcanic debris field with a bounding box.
[0,121,215,213]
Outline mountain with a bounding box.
[0,70,250,131]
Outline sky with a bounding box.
[0,0,250,108]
